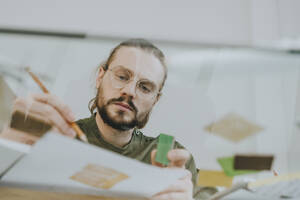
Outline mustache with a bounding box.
[107,96,137,112]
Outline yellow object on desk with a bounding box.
[198,170,233,188]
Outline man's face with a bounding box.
[96,47,165,131]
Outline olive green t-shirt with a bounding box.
[76,114,216,199]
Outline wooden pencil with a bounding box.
[25,67,88,143]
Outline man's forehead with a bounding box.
[109,47,165,85]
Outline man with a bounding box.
[12,39,216,199]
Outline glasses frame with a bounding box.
[105,66,161,100]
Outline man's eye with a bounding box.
[139,85,151,93]
[117,75,129,81]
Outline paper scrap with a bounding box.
[218,156,258,177]
[70,164,129,189]
[198,170,233,188]
[205,113,263,142]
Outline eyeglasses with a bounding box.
[106,66,160,100]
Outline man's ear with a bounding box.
[96,67,105,89]
[153,92,162,105]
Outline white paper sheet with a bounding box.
[0,138,30,177]
[1,132,186,198]
[249,173,300,199]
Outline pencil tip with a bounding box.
[80,135,89,143]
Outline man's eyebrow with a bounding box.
[139,78,158,91]
[139,78,156,85]
[113,65,158,87]
[113,65,133,74]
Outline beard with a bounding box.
[96,88,152,131]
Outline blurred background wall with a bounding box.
[0,0,300,47]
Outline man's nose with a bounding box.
[120,81,137,98]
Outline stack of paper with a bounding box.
[248,172,300,199]
[1,132,187,199]
[208,172,300,200]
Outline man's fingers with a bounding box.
[151,170,193,200]
[32,100,76,138]
[13,97,50,123]
[32,93,76,122]
[154,175,193,195]
[167,149,191,168]
[44,105,76,138]
[151,149,191,168]
[13,97,76,137]
[151,149,164,167]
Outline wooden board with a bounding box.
[0,187,132,200]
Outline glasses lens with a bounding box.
[137,81,154,93]
[110,68,131,88]
[109,67,157,99]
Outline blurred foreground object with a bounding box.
[205,113,264,143]
[234,154,274,171]
[155,133,174,166]
[0,76,16,132]
[197,170,233,188]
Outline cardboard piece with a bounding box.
[71,164,129,189]
[217,156,258,177]
[234,155,274,170]
[10,111,51,138]
[205,113,263,142]
[0,187,131,200]
[197,170,233,188]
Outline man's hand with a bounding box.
[150,149,194,200]
[13,93,77,138]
